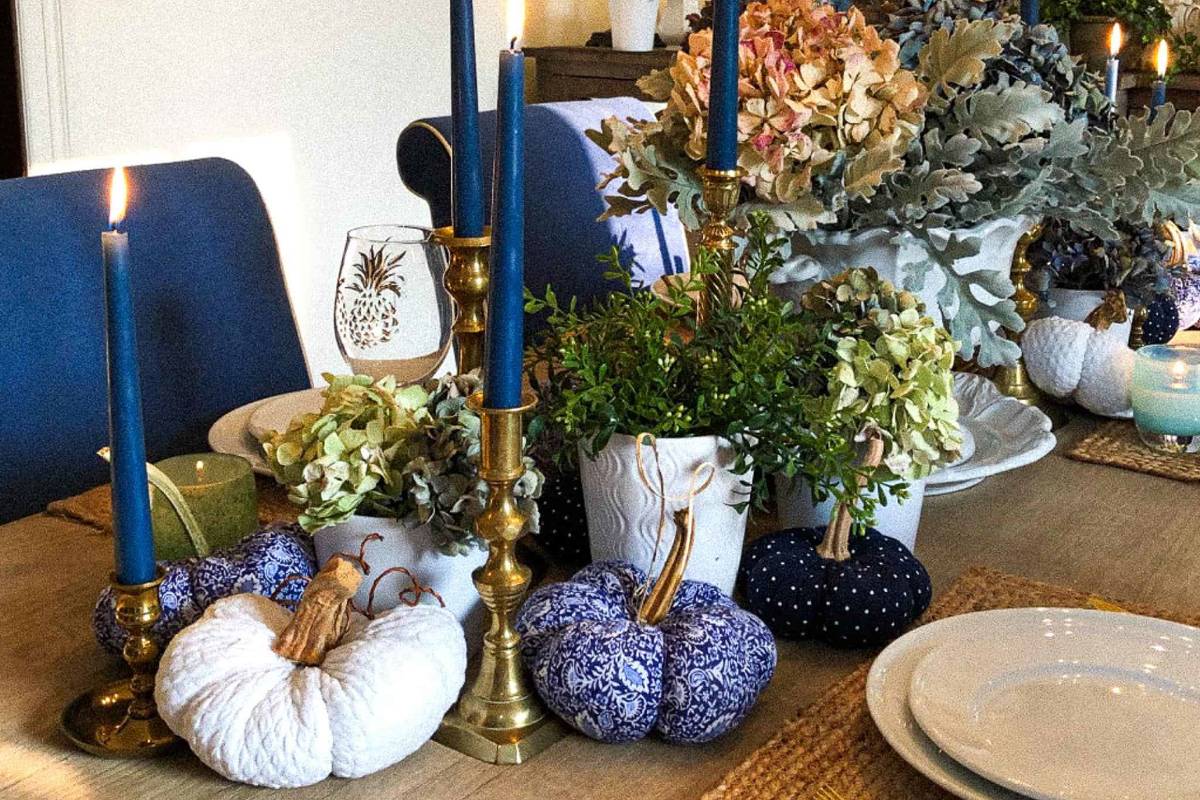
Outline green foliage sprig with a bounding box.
[264,372,542,555]
[526,215,831,512]
[1041,0,1171,46]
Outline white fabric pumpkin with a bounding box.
[1023,317,1134,418]
[155,591,466,788]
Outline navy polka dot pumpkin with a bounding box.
[532,468,590,567]
[516,560,777,743]
[740,526,932,648]
[1143,295,1180,346]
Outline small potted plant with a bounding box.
[526,216,830,594]
[263,372,543,641]
[776,268,963,550]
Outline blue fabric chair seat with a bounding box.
[397,98,690,336]
[0,158,308,522]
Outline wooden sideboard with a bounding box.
[526,46,677,103]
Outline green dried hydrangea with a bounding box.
[264,372,542,556]
[800,268,963,482]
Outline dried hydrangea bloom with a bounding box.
[656,0,926,206]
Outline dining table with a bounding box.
[2,413,1199,800]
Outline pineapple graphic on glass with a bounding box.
[334,225,453,385]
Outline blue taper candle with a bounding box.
[1020,0,1038,26]
[450,0,485,237]
[484,16,526,409]
[706,0,740,171]
[1105,56,1120,104]
[1152,80,1168,112]
[102,168,156,585]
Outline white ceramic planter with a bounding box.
[1038,288,1134,344]
[774,217,1034,331]
[313,515,486,650]
[610,0,660,51]
[774,476,926,553]
[579,433,749,594]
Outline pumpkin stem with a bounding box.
[332,532,383,575]
[816,427,886,563]
[637,509,694,626]
[272,556,364,666]
[366,566,446,618]
[1085,290,1128,331]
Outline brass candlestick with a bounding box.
[434,391,564,764]
[61,567,180,757]
[994,222,1069,429]
[696,166,745,325]
[434,226,491,374]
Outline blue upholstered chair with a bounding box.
[396,98,690,336]
[0,158,309,522]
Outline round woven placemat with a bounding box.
[1066,420,1200,482]
[702,566,1200,800]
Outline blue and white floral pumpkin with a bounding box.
[93,524,315,654]
[516,560,776,744]
[741,526,932,648]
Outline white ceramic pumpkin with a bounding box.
[1023,316,1134,418]
[154,558,466,788]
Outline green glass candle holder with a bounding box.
[150,454,258,559]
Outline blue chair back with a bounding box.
[397,98,689,337]
[0,158,309,521]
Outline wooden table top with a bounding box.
[3,415,1199,800]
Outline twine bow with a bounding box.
[632,433,716,625]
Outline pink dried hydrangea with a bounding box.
[659,0,926,206]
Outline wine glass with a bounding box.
[334,225,452,385]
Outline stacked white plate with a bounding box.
[867,608,1200,800]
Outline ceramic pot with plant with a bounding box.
[527,217,829,594]
[774,269,963,550]
[1040,0,1171,71]
[264,372,543,646]
[589,3,1200,370]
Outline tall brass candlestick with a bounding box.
[434,391,564,764]
[434,226,491,374]
[994,223,1068,428]
[696,166,745,325]
[61,568,180,757]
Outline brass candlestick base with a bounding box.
[434,391,565,764]
[61,568,180,758]
[993,222,1070,430]
[434,226,491,375]
[696,166,745,324]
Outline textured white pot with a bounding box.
[579,433,749,594]
[1038,288,1134,344]
[775,217,1034,330]
[610,0,660,51]
[774,476,926,553]
[313,515,486,651]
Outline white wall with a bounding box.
[16,0,507,382]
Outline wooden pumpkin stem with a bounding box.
[1085,290,1129,331]
[272,556,364,666]
[366,566,446,618]
[637,509,694,626]
[816,429,886,564]
[331,532,383,575]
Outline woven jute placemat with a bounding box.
[46,475,298,534]
[1066,420,1200,482]
[702,566,1200,800]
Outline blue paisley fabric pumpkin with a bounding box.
[93,524,315,654]
[741,526,932,648]
[516,560,777,744]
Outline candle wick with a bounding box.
[510,36,520,51]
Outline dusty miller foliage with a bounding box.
[590,9,1200,367]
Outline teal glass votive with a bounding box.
[1131,345,1200,454]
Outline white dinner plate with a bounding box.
[247,388,325,440]
[207,398,273,476]
[927,374,1056,493]
[867,615,1031,800]
[909,608,1200,800]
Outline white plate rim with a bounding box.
[907,608,1200,800]
[246,387,325,441]
[208,398,273,476]
[867,612,1045,800]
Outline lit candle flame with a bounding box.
[1156,39,1170,78]
[109,167,128,228]
[1109,23,1122,57]
[506,0,524,50]
[1171,359,1187,383]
